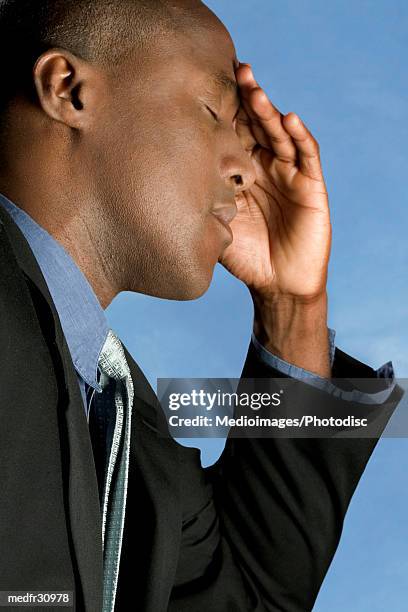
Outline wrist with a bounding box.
[251,290,331,378]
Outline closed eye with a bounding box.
[205,105,219,122]
[205,104,240,127]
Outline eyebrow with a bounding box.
[211,71,239,97]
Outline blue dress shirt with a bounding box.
[0,193,109,419]
[0,193,395,418]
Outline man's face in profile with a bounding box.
[91,2,255,301]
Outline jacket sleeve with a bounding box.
[202,341,405,611]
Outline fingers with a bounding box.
[236,63,297,163]
[234,105,258,154]
[236,63,323,181]
[282,113,323,181]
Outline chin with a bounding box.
[149,264,215,301]
[127,246,217,300]
[168,272,214,301]
[129,272,214,301]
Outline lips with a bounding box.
[211,204,238,226]
[211,204,237,246]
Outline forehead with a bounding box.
[116,6,239,103]
[167,14,239,98]
[183,10,238,76]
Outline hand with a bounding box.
[219,62,332,304]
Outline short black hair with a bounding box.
[0,0,201,110]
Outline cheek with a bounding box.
[102,99,220,205]
[96,107,225,272]
[125,122,219,222]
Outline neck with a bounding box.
[0,167,118,311]
[0,103,121,309]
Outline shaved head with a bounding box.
[0,0,204,108]
[0,0,255,305]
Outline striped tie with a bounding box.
[90,329,134,612]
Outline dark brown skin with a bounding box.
[0,1,332,377]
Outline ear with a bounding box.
[33,48,97,130]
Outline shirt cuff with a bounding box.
[251,328,396,404]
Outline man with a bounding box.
[0,1,403,611]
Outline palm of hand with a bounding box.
[219,66,332,302]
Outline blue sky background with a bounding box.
[106,2,408,610]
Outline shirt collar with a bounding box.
[0,193,109,392]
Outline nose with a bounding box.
[221,141,257,195]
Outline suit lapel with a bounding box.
[0,203,183,611]
[119,347,183,611]
[0,204,103,610]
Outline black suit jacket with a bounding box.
[0,203,404,612]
